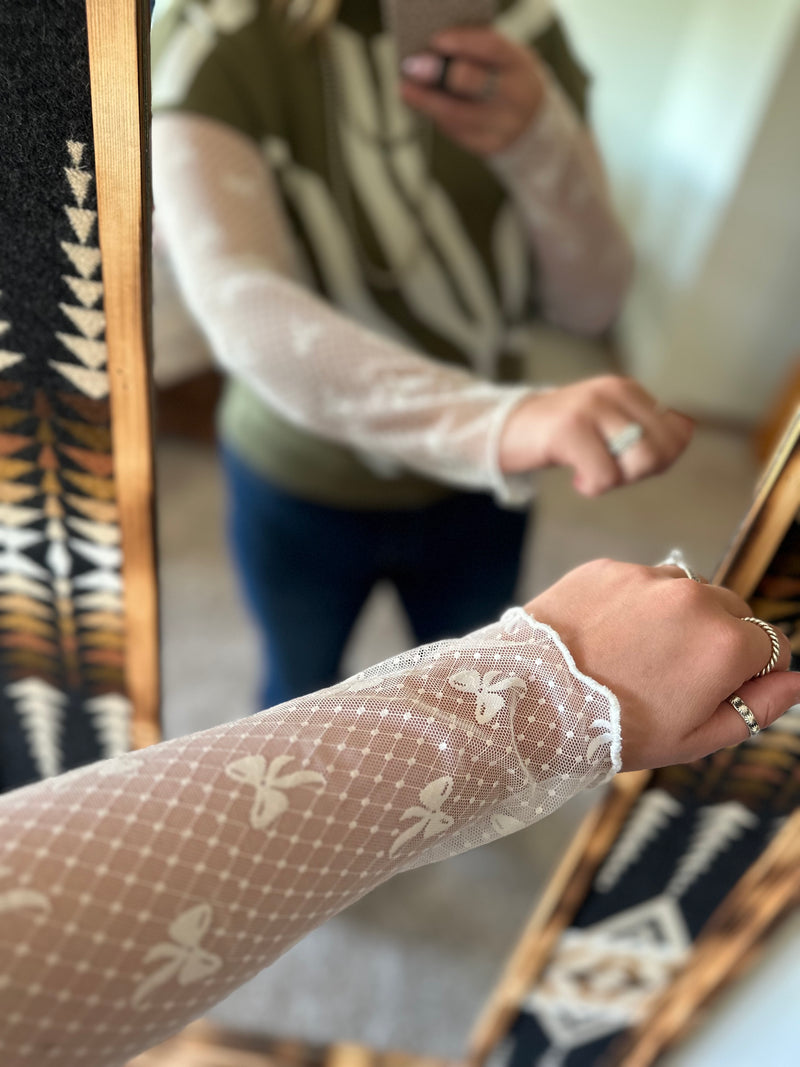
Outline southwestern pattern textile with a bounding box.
[503,519,800,1066]
[0,2,132,790]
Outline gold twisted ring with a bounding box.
[741,616,782,678]
[727,694,761,737]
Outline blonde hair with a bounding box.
[272,0,342,35]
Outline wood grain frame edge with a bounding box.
[85,0,161,749]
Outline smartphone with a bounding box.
[383,0,498,63]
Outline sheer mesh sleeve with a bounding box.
[490,70,633,336]
[0,609,620,1065]
[152,113,537,506]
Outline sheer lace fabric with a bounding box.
[0,610,621,1065]
[490,69,633,336]
[151,78,630,504]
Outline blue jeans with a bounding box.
[221,447,531,709]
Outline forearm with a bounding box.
[0,609,619,1065]
[153,114,536,504]
[490,70,633,336]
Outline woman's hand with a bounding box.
[400,26,546,156]
[500,376,694,496]
[527,559,800,771]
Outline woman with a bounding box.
[0,557,796,1065]
[150,0,691,707]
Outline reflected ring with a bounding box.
[436,55,453,93]
[607,422,644,458]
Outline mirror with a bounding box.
[147,0,800,1060]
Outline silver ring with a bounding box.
[606,422,644,458]
[741,617,782,677]
[727,694,761,737]
[658,548,702,583]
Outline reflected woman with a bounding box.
[151,0,691,708]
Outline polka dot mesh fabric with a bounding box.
[489,67,633,337]
[0,609,620,1064]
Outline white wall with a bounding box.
[558,0,800,421]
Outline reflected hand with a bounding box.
[527,559,800,771]
[400,27,545,156]
[499,375,694,496]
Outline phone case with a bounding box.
[383,0,498,62]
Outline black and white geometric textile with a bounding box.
[0,1,132,791]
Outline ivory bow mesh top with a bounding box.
[0,609,621,1064]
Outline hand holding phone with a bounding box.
[394,14,547,158]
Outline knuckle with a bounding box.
[711,616,747,664]
[559,407,588,435]
[663,575,708,614]
[598,373,630,397]
[578,557,617,582]
[627,562,654,584]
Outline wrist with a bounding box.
[488,66,571,176]
[498,390,552,474]
[505,608,623,782]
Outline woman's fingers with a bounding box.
[566,378,693,492]
[597,380,693,484]
[557,417,623,497]
[689,671,800,756]
[402,52,499,100]
[615,411,693,484]
[498,377,693,491]
[400,27,543,155]
[400,77,484,125]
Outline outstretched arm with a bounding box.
[153,114,683,507]
[1,608,618,1065]
[153,112,537,506]
[2,560,798,1065]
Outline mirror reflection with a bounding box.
[148,0,799,1060]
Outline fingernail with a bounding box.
[401,53,442,83]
